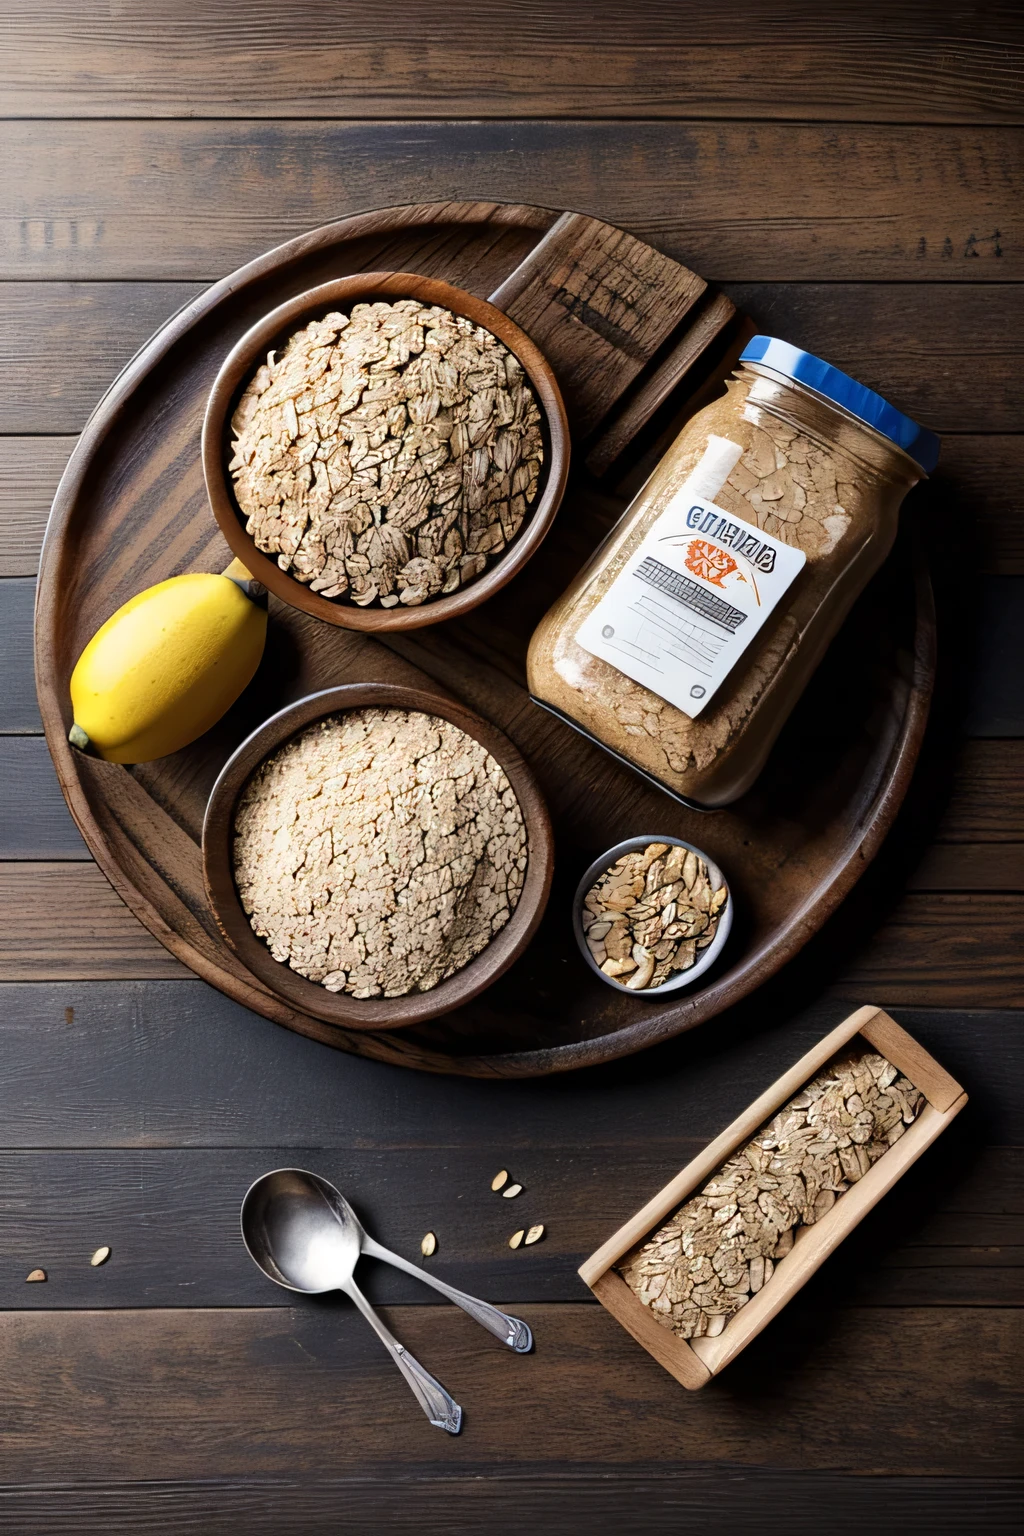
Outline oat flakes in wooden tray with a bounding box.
[36,203,934,1077]
[580,1006,967,1387]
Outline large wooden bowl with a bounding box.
[202,271,570,631]
[202,683,555,1030]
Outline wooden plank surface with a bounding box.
[0,1141,1016,1310]
[1,1,1020,122]
[3,0,1023,1520]
[0,1304,1018,1477]
[0,738,87,858]
[0,864,187,979]
[0,984,1018,1147]
[5,281,1019,435]
[0,1473,1020,1536]
[3,120,1020,282]
[0,438,75,577]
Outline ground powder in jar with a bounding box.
[232,707,528,998]
[229,300,544,608]
[618,1048,923,1339]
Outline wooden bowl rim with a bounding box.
[572,834,733,996]
[201,682,555,1031]
[201,271,571,631]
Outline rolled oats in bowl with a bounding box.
[231,707,528,998]
[228,300,545,609]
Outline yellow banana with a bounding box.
[68,563,267,764]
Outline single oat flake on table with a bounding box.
[232,707,528,998]
[229,300,544,608]
[619,1049,924,1339]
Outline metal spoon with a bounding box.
[245,1167,533,1353]
[241,1167,462,1434]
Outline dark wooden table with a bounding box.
[1,4,1021,1530]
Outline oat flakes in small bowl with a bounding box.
[202,272,569,631]
[202,683,554,1031]
[573,836,731,995]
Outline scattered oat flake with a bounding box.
[502,1183,523,1199]
[524,1225,545,1246]
[26,1268,46,1282]
[90,1246,111,1267]
[508,1230,525,1250]
[421,1232,437,1257]
[491,1170,509,1192]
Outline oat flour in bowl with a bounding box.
[231,707,528,998]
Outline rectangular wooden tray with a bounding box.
[578,1004,968,1389]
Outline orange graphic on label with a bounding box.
[684,539,738,589]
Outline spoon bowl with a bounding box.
[241,1167,361,1294]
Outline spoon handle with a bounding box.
[361,1236,533,1354]
[341,1276,462,1435]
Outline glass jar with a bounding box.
[527,336,938,807]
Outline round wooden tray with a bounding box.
[36,201,934,1078]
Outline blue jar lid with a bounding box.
[739,335,940,474]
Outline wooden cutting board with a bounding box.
[34,201,934,1077]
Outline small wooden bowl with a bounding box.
[202,683,554,1031]
[202,271,570,631]
[573,835,732,996]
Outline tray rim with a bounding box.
[34,200,937,1078]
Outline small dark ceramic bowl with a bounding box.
[202,683,554,1032]
[573,834,732,997]
[202,271,570,631]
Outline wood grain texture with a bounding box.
[0,863,187,979]
[721,283,1024,434]
[0,1304,1018,1477]
[0,1130,1013,1310]
[490,210,706,437]
[6,434,1023,579]
[907,842,1024,891]
[936,741,1024,841]
[0,437,74,576]
[0,983,1018,1148]
[0,1472,1020,1536]
[836,894,1024,1007]
[1,1,1021,121]
[0,737,88,857]
[0,282,206,434]
[3,121,1021,284]
[0,578,41,730]
[9,281,1021,435]
[939,437,1024,575]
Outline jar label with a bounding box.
[576,437,806,718]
